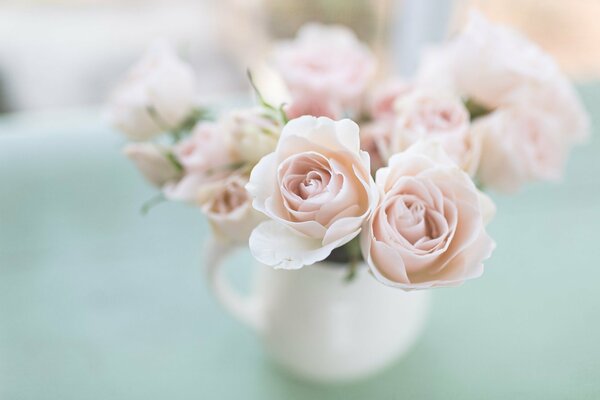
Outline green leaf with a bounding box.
[465,98,492,120]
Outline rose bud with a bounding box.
[108,41,197,141]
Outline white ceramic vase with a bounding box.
[205,241,431,383]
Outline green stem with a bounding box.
[165,151,184,173]
[246,69,274,111]
[169,108,215,143]
[344,237,362,283]
[247,69,290,124]
[146,106,171,131]
[140,193,166,215]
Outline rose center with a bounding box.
[388,197,441,246]
[299,171,325,199]
[210,181,246,214]
[279,152,342,211]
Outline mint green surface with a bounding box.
[1,86,599,399]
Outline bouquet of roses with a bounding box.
[109,12,588,290]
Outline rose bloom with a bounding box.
[414,47,457,96]
[123,143,182,187]
[222,107,282,165]
[416,11,589,144]
[390,90,481,176]
[273,23,376,113]
[417,11,558,108]
[360,120,394,172]
[108,41,197,141]
[246,116,378,269]
[368,78,413,120]
[163,121,237,202]
[505,81,590,146]
[473,107,567,193]
[197,175,265,244]
[284,96,343,120]
[361,141,496,290]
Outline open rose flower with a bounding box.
[473,107,567,193]
[285,96,343,120]
[414,47,457,96]
[438,12,559,108]
[360,120,393,172]
[361,141,496,290]
[506,80,590,146]
[108,41,197,141]
[164,121,237,202]
[246,116,378,269]
[197,175,265,244]
[416,11,589,143]
[368,78,413,120]
[123,142,182,187]
[273,24,376,115]
[391,90,481,175]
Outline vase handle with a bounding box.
[204,238,264,333]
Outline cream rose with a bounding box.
[197,175,265,244]
[273,23,376,113]
[368,79,413,120]
[359,120,394,172]
[361,141,496,290]
[108,41,197,141]
[416,11,589,143]
[447,12,559,109]
[123,143,182,187]
[416,11,558,109]
[223,107,282,165]
[473,107,566,193]
[391,90,481,176]
[506,81,590,146]
[285,96,343,120]
[246,116,378,269]
[163,121,237,202]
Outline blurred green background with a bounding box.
[1,85,599,399]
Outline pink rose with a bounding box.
[246,116,378,269]
[506,80,590,146]
[360,120,394,172]
[108,41,197,141]
[360,80,413,172]
[361,142,496,290]
[197,175,265,244]
[222,107,282,165]
[414,47,457,96]
[416,11,589,143]
[473,107,567,193]
[284,96,342,120]
[163,121,236,202]
[123,143,182,187]
[418,11,558,109]
[273,23,376,114]
[391,90,480,175]
[368,79,413,120]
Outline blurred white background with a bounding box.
[0,0,598,114]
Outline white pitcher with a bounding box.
[205,241,432,383]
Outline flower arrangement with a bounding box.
[109,12,589,290]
